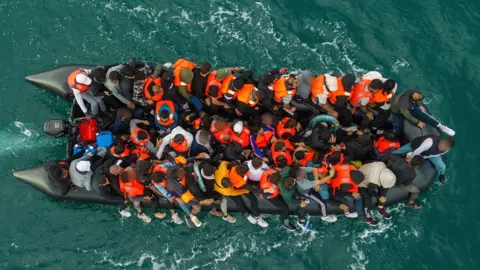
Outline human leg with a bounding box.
[392,113,405,134]
[392,143,413,155]
[429,156,446,175]
[268,196,290,221]
[80,91,99,115]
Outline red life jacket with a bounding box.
[255,129,275,149]
[374,136,400,153]
[231,127,251,148]
[119,169,144,198]
[67,70,90,92]
[351,79,374,107]
[190,118,202,131]
[328,76,352,104]
[228,166,249,189]
[151,164,168,188]
[273,77,296,103]
[271,140,294,167]
[173,58,196,92]
[210,121,234,144]
[297,150,315,167]
[206,71,224,99]
[132,147,150,160]
[130,128,150,147]
[276,117,296,139]
[259,169,279,199]
[155,100,176,127]
[109,145,131,158]
[329,164,358,194]
[143,77,163,102]
[170,138,189,153]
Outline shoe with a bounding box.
[163,62,173,69]
[246,215,257,224]
[256,217,269,228]
[360,216,378,226]
[190,215,202,227]
[378,209,392,220]
[297,220,312,231]
[283,222,296,231]
[376,129,384,135]
[118,208,131,218]
[405,202,423,210]
[222,215,236,223]
[321,215,338,223]
[171,213,184,224]
[439,174,446,185]
[154,212,167,219]
[137,213,152,224]
[438,125,455,136]
[345,212,358,218]
[184,216,195,227]
[210,209,224,217]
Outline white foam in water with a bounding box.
[14,121,33,137]
[391,58,411,73]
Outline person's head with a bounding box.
[261,113,274,126]
[341,74,356,92]
[152,85,163,94]
[286,76,297,88]
[251,158,263,169]
[215,69,231,81]
[113,143,126,155]
[121,65,135,79]
[410,155,424,168]
[120,171,130,183]
[283,177,296,190]
[411,91,424,103]
[384,131,397,142]
[356,134,373,147]
[173,134,185,144]
[274,141,286,151]
[151,171,166,183]
[262,74,275,86]
[214,120,228,131]
[383,79,396,94]
[221,177,233,188]
[294,150,307,160]
[232,77,244,91]
[268,172,281,184]
[137,130,149,141]
[368,79,384,92]
[235,163,249,176]
[159,110,171,123]
[109,165,123,176]
[180,68,194,84]
[200,62,212,75]
[162,71,174,85]
[379,168,396,188]
[197,129,210,145]
[52,166,69,179]
[232,120,244,135]
[137,160,154,175]
[231,142,244,154]
[253,89,266,101]
[184,112,197,122]
[326,151,342,165]
[438,137,455,152]
[250,124,262,134]
[276,156,288,168]
[304,71,315,85]
[109,71,120,84]
[350,170,366,185]
[76,160,91,173]
[290,165,305,179]
[91,69,106,83]
[174,167,186,179]
[201,163,215,179]
[284,118,297,129]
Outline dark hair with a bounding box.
[120,171,130,183]
[294,150,306,160]
[52,166,65,179]
[221,177,232,188]
[411,91,424,102]
[384,131,397,142]
[411,156,424,167]
[255,90,266,101]
[269,172,280,184]
[286,77,296,87]
[383,79,396,94]
[113,144,125,154]
[200,114,211,129]
[162,71,174,83]
[232,142,243,154]
[262,74,275,85]
[284,118,297,128]
[283,177,296,189]
[200,62,212,74]
[152,172,166,182]
[274,141,286,151]
[160,110,170,119]
[327,151,342,165]
[109,71,120,82]
[202,163,215,177]
[356,134,372,147]
[442,137,455,148]
[232,77,244,90]
[342,74,356,91]
[289,165,301,178]
[91,69,106,83]
[276,156,288,168]
[251,158,263,169]
[184,112,197,122]
[369,79,384,90]
[121,65,135,77]
[137,130,149,140]
[250,124,261,133]
[236,163,249,176]
[173,134,184,143]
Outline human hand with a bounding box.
[300,200,307,208]
[127,102,135,109]
[417,121,425,128]
[379,196,387,203]
[329,134,337,144]
[367,112,374,120]
[85,113,92,119]
[331,111,339,118]
[235,108,242,116]
[352,192,361,199]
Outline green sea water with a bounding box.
[0,0,478,269]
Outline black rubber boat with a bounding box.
[14,64,440,215]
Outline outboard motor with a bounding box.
[44,120,71,138]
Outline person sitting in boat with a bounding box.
[104,63,136,110]
[68,152,96,191]
[349,78,384,132]
[293,146,316,167]
[155,126,193,160]
[374,131,401,157]
[155,99,178,133]
[250,123,276,163]
[384,154,424,209]
[393,135,455,184]
[358,161,397,224]
[235,82,265,118]
[205,68,237,118]
[272,73,298,115]
[45,161,71,196]
[210,119,234,145]
[129,119,159,154]
[118,167,152,223]
[390,89,455,136]
[190,129,215,158]
[67,69,107,119]
[91,160,123,199]
[271,139,295,169]
[112,107,133,135]
[329,74,356,127]
[276,117,301,140]
[292,70,316,113]
[308,73,343,118]
[172,58,203,114]
[344,134,375,165]
[224,142,252,163]
[259,169,296,231]
[190,62,212,99]
[230,120,251,148]
[108,142,131,160]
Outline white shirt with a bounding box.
[156,126,193,159]
[246,160,269,181]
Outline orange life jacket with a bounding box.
[271,140,294,167]
[170,138,189,153]
[132,147,151,160]
[143,77,163,102]
[205,71,224,99]
[130,128,150,147]
[151,165,168,188]
[67,70,89,92]
[220,74,238,100]
[273,77,296,103]
[236,84,258,107]
[210,122,234,144]
[351,79,373,107]
[276,117,296,139]
[173,58,196,92]
[259,169,279,199]
[374,136,400,153]
[297,150,315,167]
[228,166,249,189]
[329,164,358,194]
[310,75,327,103]
[119,170,144,198]
[231,127,251,148]
[109,145,131,158]
[255,129,275,149]
[328,76,352,104]
[372,90,392,104]
[155,100,176,127]
[323,150,345,164]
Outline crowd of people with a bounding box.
[47,58,456,231]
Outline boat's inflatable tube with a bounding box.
[15,64,441,215]
[308,114,340,132]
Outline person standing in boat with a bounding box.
[67,69,107,118]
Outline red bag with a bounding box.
[78,119,98,142]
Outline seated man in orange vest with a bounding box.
[155,126,193,159]
[155,100,178,132]
[205,68,241,118]
[129,119,160,154]
[68,69,107,118]
[350,78,384,131]
[119,167,152,224]
[272,74,298,114]
[235,84,266,118]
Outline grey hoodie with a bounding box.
[105,64,131,105]
[296,70,315,99]
[69,156,93,191]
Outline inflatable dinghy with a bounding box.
[14,64,440,215]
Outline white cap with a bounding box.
[76,160,91,172]
[379,168,396,188]
[233,121,243,134]
[325,75,338,92]
[76,73,92,85]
